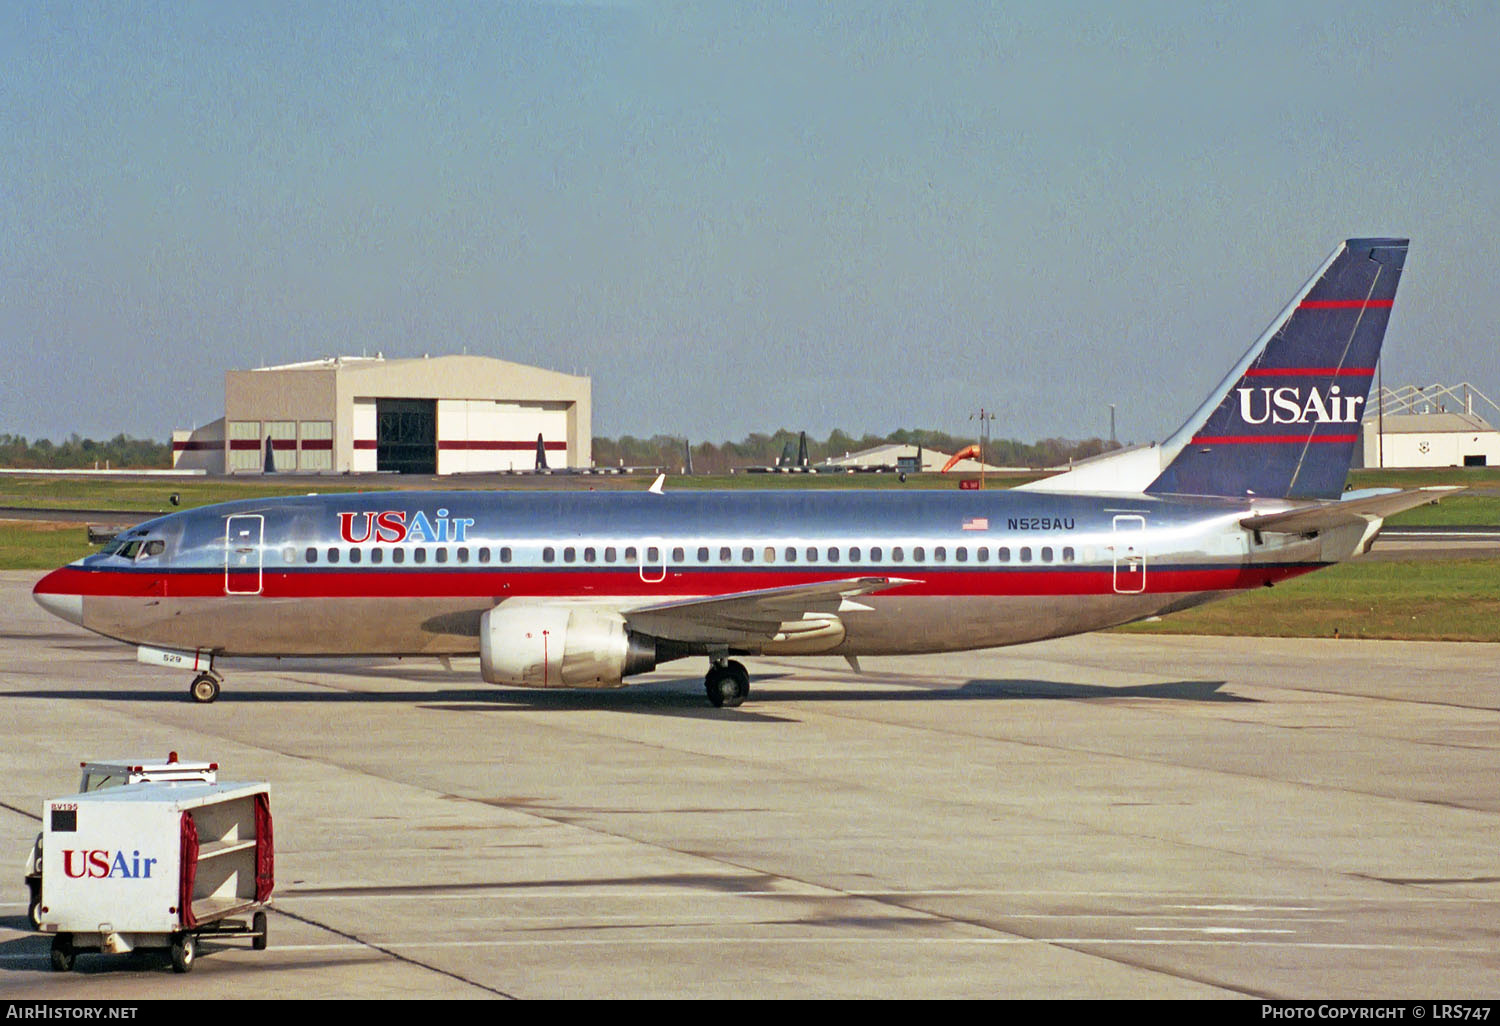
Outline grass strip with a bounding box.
[1115,556,1500,643]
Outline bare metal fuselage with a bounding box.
[35,488,1344,665]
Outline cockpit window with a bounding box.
[118,540,143,559]
[142,540,165,558]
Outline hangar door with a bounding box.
[436,399,571,473]
[376,399,437,474]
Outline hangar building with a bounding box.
[173,355,591,475]
[1356,383,1500,469]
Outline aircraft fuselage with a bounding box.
[34,487,1325,661]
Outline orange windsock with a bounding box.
[940,444,982,473]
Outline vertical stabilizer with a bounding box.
[1147,237,1407,499]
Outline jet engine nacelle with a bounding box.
[480,602,657,688]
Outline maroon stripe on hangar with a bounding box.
[438,440,568,451]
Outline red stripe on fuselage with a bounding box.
[36,564,1323,601]
[1190,434,1359,445]
[1241,367,1375,377]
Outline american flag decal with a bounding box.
[962,517,989,531]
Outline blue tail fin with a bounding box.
[1147,237,1407,500]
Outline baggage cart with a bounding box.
[24,753,218,930]
[37,780,272,972]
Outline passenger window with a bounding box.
[785,547,797,563]
[392,548,405,564]
[457,547,469,563]
[698,547,710,562]
[719,546,731,561]
[742,547,755,562]
[870,546,882,562]
[282,547,296,563]
[435,548,448,564]
[479,547,491,563]
[913,546,925,562]
[563,547,576,563]
[625,546,638,562]
[645,546,659,563]
[933,546,946,563]
[1062,547,1075,563]
[327,547,339,564]
[892,547,903,562]
[584,547,596,563]
[414,548,427,564]
[806,546,817,562]
[305,547,318,563]
[978,546,989,561]
[501,547,512,563]
[605,547,617,562]
[371,548,384,564]
[763,547,776,563]
[672,547,685,562]
[849,547,860,562]
[349,547,362,564]
[1041,546,1053,563]
[955,547,967,563]
[998,547,1010,563]
[544,547,556,563]
[1019,547,1032,563]
[826,547,839,562]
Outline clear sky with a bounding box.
[2,0,1497,447]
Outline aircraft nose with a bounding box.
[33,571,84,626]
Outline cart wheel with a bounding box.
[50,935,75,973]
[253,911,267,951]
[27,884,42,931]
[170,932,196,973]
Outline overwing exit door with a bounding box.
[1111,514,1146,594]
[638,538,666,584]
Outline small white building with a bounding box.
[1359,412,1500,468]
[173,355,590,475]
[819,444,1008,474]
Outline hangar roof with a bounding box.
[250,353,586,384]
[1369,412,1496,435]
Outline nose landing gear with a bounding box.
[704,659,750,708]
[189,672,222,704]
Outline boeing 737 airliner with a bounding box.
[34,238,1453,706]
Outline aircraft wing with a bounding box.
[623,577,918,645]
[1240,486,1464,534]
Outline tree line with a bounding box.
[0,434,173,469]
[592,429,1121,474]
[0,429,1120,473]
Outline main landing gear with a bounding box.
[189,671,222,704]
[704,659,750,708]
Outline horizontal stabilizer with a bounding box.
[1240,486,1463,534]
[625,576,917,644]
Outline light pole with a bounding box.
[970,408,995,489]
[1108,404,1117,447]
